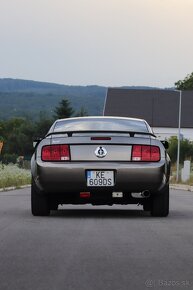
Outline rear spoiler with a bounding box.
[45,130,156,138]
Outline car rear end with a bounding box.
[31,117,170,215]
[34,135,166,192]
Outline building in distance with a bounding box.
[104,88,193,140]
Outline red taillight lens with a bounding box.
[150,146,160,161]
[141,146,151,161]
[132,145,160,162]
[41,145,70,161]
[132,145,142,161]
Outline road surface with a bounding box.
[0,188,193,290]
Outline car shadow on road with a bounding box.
[49,208,193,219]
[51,208,151,219]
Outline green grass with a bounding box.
[0,163,31,189]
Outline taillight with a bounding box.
[132,145,160,162]
[41,145,70,161]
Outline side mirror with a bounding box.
[161,140,169,150]
[33,137,42,148]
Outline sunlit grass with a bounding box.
[0,163,31,189]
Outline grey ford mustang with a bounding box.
[31,116,170,217]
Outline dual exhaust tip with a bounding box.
[141,190,151,198]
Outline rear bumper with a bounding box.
[32,160,168,194]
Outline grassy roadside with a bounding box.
[0,163,31,189]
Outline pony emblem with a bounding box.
[95,146,107,158]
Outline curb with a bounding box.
[0,184,31,192]
[170,184,193,192]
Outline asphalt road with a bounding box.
[0,188,193,290]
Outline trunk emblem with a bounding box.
[95,146,107,158]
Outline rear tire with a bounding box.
[31,179,50,216]
[151,184,169,217]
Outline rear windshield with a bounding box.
[53,118,149,133]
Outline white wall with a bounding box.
[152,127,193,141]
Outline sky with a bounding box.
[1,0,193,87]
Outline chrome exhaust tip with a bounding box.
[131,191,151,198]
[141,190,150,198]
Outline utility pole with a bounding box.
[176,90,182,182]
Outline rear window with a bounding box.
[53,118,150,133]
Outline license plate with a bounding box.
[87,170,114,187]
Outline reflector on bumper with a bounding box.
[80,192,91,198]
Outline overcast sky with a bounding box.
[1,0,193,87]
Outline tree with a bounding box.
[35,112,53,137]
[54,99,74,119]
[168,137,193,163]
[175,72,193,90]
[0,114,55,162]
[75,107,88,117]
[1,118,35,156]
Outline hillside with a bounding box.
[0,79,107,119]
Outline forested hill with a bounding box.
[0,78,107,94]
[0,79,107,119]
[0,78,160,120]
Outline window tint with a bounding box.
[53,118,149,133]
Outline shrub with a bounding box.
[0,153,18,164]
[168,137,193,164]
